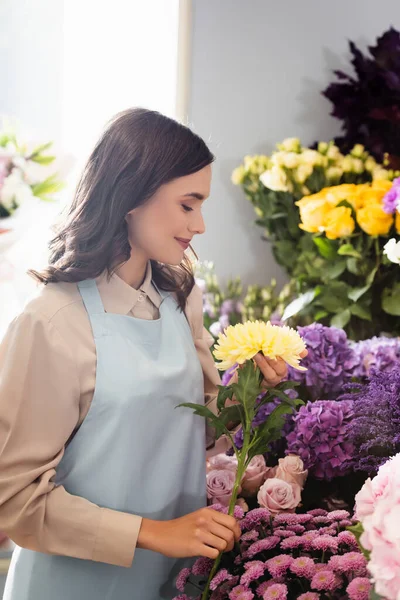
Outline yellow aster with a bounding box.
[213,320,307,371]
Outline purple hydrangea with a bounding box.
[339,369,400,474]
[382,177,400,213]
[286,400,355,480]
[288,324,358,400]
[351,336,400,378]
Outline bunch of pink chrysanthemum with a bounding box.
[173,505,371,600]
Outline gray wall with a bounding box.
[189,0,400,288]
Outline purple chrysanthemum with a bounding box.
[241,508,272,530]
[290,556,317,578]
[310,569,337,591]
[340,369,400,474]
[382,177,400,213]
[286,400,354,480]
[346,577,372,600]
[210,569,237,591]
[280,536,303,550]
[262,583,288,599]
[244,536,280,558]
[176,568,191,592]
[240,563,265,586]
[351,336,400,378]
[337,531,358,548]
[288,324,358,399]
[191,556,213,576]
[240,530,259,542]
[265,554,294,577]
[297,594,320,600]
[228,585,254,600]
[326,510,350,521]
[328,552,367,574]
[311,535,339,553]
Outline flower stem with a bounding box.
[200,437,250,600]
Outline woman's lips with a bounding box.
[175,238,191,250]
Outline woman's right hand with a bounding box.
[138,507,241,559]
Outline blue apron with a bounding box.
[4,278,206,599]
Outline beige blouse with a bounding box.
[0,263,223,569]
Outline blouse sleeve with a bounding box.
[0,307,142,567]
[185,285,233,455]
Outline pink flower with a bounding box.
[228,585,254,600]
[236,497,249,512]
[290,556,317,578]
[297,594,320,600]
[265,554,293,577]
[330,552,366,574]
[208,503,245,520]
[175,567,191,591]
[262,583,288,599]
[346,577,372,600]
[241,455,273,496]
[326,510,350,521]
[207,453,238,473]
[310,570,337,591]
[311,535,339,553]
[207,469,238,506]
[337,531,358,548]
[354,478,377,520]
[210,569,236,591]
[240,530,259,542]
[275,454,308,489]
[240,563,265,585]
[280,536,303,550]
[191,556,213,576]
[257,580,282,596]
[257,478,301,514]
[244,536,280,558]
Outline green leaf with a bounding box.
[338,243,362,258]
[313,237,338,260]
[323,260,347,280]
[366,266,378,286]
[281,289,319,321]
[314,309,329,320]
[318,282,350,313]
[382,283,400,316]
[175,402,229,439]
[350,304,372,321]
[346,257,361,275]
[233,361,262,410]
[348,284,370,303]
[218,404,244,428]
[216,385,235,412]
[249,403,298,459]
[30,141,53,157]
[31,155,56,165]
[330,309,351,328]
[31,174,64,199]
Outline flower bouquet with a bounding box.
[177,320,307,598]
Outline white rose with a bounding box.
[0,169,33,211]
[260,166,289,192]
[301,149,321,166]
[326,166,343,181]
[282,152,300,169]
[327,145,342,160]
[351,144,365,158]
[279,137,301,153]
[318,142,329,154]
[296,164,313,184]
[271,151,287,168]
[383,238,400,264]
[365,157,377,171]
[352,158,364,174]
[341,156,354,172]
[373,168,391,181]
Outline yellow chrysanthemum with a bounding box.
[213,320,307,371]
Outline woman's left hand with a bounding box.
[254,349,308,388]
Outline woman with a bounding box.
[0,108,288,599]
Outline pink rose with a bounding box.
[355,478,376,520]
[207,469,239,506]
[275,454,308,489]
[206,453,238,474]
[241,455,273,497]
[257,477,302,514]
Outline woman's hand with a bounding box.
[138,508,241,559]
[254,349,308,388]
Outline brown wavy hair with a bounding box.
[30,108,215,310]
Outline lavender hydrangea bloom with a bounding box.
[339,369,400,474]
[288,324,358,400]
[351,336,400,378]
[286,400,354,480]
[382,177,400,213]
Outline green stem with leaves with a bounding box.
[200,430,251,600]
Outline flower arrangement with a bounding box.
[354,452,400,600]
[173,506,369,600]
[231,138,394,282]
[280,177,400,339]
[178,320,307,598]
[322,27,400,170]
[0,123,63,218]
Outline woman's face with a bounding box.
[126,164,211,265]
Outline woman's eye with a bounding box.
[182,204,193,212]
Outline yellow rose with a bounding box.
[260,166,290,192]
[396,212,400,235]
[296,163,313,184]
[323,206,355,240]
[296,196,331,233]
[231,165,246,185]
[357,203,394,235]
[278,137,301,153]
[371,179,393,193]
[322,184,358,207]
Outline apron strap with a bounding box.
[77,280,105,316]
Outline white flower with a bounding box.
[296,163,313,184]
[327,145,342,160]
[260,166,289,192]
[341,156,354,172]
[282,152,300,169]
[0,168,33,211]
[278,137,301,153]
[383,238,400,264]
[352,158,364,174]
[326,166,343,181]
[373,168,391,181]
[365,157,377,171]
[351,144,365,158]
[300,149,321,167]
